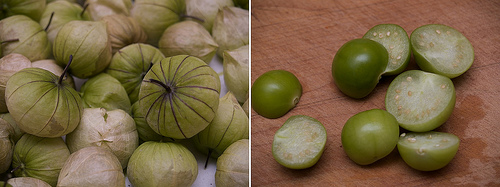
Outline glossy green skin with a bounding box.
[332,38,388,98]
[251,70,302,119]
[398,131,460,171]
[410,24,474,78]
[341,109,399,165]
[385,70,456,132]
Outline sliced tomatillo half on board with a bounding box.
[139,55,221,139]
[410,24,474,78]
[272,115,327,169]
[363,24,410,75]
[398,131,460,171]
[385,70,455,132]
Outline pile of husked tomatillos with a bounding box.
[0,0,249,186]
[252,24,474,171]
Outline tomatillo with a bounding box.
[332,38,388,98]
[251,70,302,119]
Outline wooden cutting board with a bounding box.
[250,0,500,186]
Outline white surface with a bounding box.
[74,55,227,187]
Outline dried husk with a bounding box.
[212,6,249,57]
[0,0,46,21]
[47,0,76,3]
[11,134,70,186]
[185,0,234,32]
[32,59,76,89]
[106,43,165,104]
[0,113,24,143]
[57,146,125,187]
[0,15,52,61]
[79,73,131,112]
[127,141,198,187]
[215,139,249,187]
[101,14,148,54]
[139,55,220,139]
[66,108,139,168]
[39,0,91,44]
[5,67,83,138]
[86,0,132,21]
[0,53,31,113]
[192,92,248,158]
[158,20,218,64]
[131,101,164,142]
[0,118,14,174]
[131,0,186,46]
[242,97,249,116]
[53,20,112,79]
[223,44,249,103]
[4,177,51,187]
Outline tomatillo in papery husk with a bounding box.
[215,139,249,187]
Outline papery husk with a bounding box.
[11,134,70,186]
[192,92,248,158]
[127,141,198,187]
[212,6,249,57]
[53,20,112,79]
[5,67,83,138]
[32,59,76,89]
[131,0,186,46]
[57,146,125,187]
[0,118,14,174]
[5,177,51,187]
[0,53,31,113]
[223,44,248,103]
[47,0,76,3]
[39,0,91,44]
[101,14,148,54]
[215,139,249,187]
[79,73,131,112]
[106,43,165,104]
[0,113,24,143]
[185,0,234,32]
[158,20,218,64]
[0,15,52,61]
[131,101,164,142]
[66,108,139,168]
[139,55,220,139]
[242,97,249,116]
[0,0,46,21]
[86,0,132,21]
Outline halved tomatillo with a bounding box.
[272,115,327,169]
[385,70,455,132]
[410,24,474,78]
[398,131,460,171]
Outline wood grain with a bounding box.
[250,0,500,186]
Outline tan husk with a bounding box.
[0,113,24,143]
[57,146,125,187]
[53,20,112,79]
[101,14,148,54]
[212,6,249,57]
[65,108,139,168]
[0,53,31,113]
[215,139,249,187]
[0,118,14,174]
[185,0,234,32]
[159,20,218,64]
[223,45,249,103]
[86,0,133,21]
[5,177,51,187]
[242,97,249,116]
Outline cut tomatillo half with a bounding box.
[363,24,410,75]
[272,115,327,169]
[398,131,460,171]
[385,70,455,132]
[410,24,474,78]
